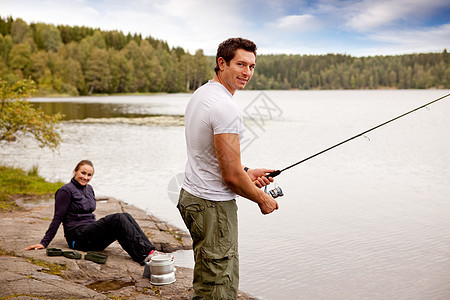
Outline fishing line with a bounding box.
[266,92,450,179]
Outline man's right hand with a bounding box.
[258,193,279,215]
[213,133,280,215]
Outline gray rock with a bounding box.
[0,196,257,299]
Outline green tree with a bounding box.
[63,58,84,93]
[0,33,13,63]
[0,34,14,82]
[0,16,13,36]
[165,51,185,92]
[123,40,148,91]
[30,50,49,83]
[8,43,32,78]
[58,25,95,44]
[192,49,212,89]
[139,40,162,92]
[109,49,133,93]
[104,30,128,50]
[58,41,83,68]
[87,30,106,49]
[11,18,31,44]
[0,78,62,150]
[84,48,111,93]
[33,23,62,52]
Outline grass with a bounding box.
[0,294,45,299]
[0,165,64,211]
[0,247,15,257]
[25,256,67,276]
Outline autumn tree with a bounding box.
[32,23,62,52]
[8,43,32,78]
[84,48,111,93]
[109,49,133,93]
[0,78,62,150]
[11,18,31,44]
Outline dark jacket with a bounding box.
[40,178,96,247]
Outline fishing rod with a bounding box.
[266,92,450,181]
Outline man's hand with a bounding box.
[247,168,274,188]
[214,133,279,215]
[258,192,279,215]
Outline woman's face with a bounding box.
[74,164,94,186]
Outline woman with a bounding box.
[25,160,160,265]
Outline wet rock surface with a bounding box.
[0,196,257,299]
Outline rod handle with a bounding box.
[266,170,281,178]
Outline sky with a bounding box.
[1,0,450,56]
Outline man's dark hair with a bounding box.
[214,37,257,74]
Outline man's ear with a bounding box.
[217,57,226,71]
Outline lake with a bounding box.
[1,90,450,299]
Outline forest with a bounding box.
[0,16,449,95]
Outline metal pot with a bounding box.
[150,254,175,275]
[150,272,176,285]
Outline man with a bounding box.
[177,37,279,299]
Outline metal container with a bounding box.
[142,261,151,279]
[150,272,176,285]
[150,254,175,275]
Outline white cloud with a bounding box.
[346,2,403,31]
[345,0,450,32]
[2,0,249,54]
[273,14,321,31]
[98,0,256,54]
[1,0,448,56]
[145,0,245,52]
[366,23,450,54]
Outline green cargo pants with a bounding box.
[178,188,239,300]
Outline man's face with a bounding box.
[218,48,256,95]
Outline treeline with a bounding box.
[0,16,448,95]
[246,51,449,90]
[0,16,212,95]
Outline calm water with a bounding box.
[2,90,450,299]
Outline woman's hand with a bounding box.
[25,243,45,250]
[247,168,275,188]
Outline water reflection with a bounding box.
[31,102,179,120]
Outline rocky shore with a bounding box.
[0,195,257,299]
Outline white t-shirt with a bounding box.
[182,81,244,201]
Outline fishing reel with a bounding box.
[264,183,284,199]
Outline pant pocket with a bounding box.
[178,198,205,243]
[199,253,235,285]
[216,200,238,252]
